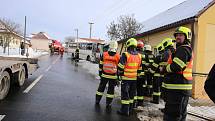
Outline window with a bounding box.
[153,47,158,56]
[16,40,18,45]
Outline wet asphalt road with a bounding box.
[0,55,139,121]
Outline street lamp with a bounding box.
[89,22,94,39]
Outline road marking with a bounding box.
[45,65,52,72]
[52,56,60,65]
[23,75,44,93]
[0,115,5,121]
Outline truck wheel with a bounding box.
[18,66,26,87]
[0,71,10,100]
[86,55,91,61]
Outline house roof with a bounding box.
[31,32,51,40]
[0,20,24,39]
[79,38,105,43]
[0,20,13,33]
[137,0,215,37]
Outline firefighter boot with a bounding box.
[129,103,134,114]
[106,96,114,108]
[151,95,159,104]
[137,100,143,107]
[133,101,137,109]
[95,95,102,105]
[117,105,129,116]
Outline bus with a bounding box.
[67,42,104,63]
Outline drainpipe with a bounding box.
[191,17,198,49]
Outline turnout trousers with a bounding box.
[119,81,137,115]
[95,77,117,105]
[136,76,145,106]
[163,92,189,121]
[152,76,161,104]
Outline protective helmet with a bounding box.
[137,40,144,49]
[174,26,192,40]
[108,41,118,52]
[126,38,137,48]
[156,43,164,52]
[162,38,174,48]
[103,42,109,52]
[144,44,151,51]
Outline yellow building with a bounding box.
[0,20,26,49]
[118,0,215,99]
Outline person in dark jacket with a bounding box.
[163,26,193,121]
[95,41,120,108]
[204,64,215,103]
[117,38,142,116]
[150,43,165,104]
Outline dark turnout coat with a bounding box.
[204,64,215,103]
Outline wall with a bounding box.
[31,39,49,51]
[193,3,215,98]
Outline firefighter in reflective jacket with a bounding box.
[95,41,120,107]
[161,38,176,101]
[143,44,155,96]
[117,38,142,116]
[162,26,193,121]
[150,43,165,104]
[75,47,79,62]
[134,40,145,107]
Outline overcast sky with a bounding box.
[1,0,187,41]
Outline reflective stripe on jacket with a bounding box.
[122,52,141,80]
[103,52,120,74]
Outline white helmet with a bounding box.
[108,41,118,52]
[144,44,151,51]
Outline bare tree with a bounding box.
[0,18,23,53]
[107,14,143,40]
[64,36,76,47]
[0,18,23,35]
[107,21,120,40]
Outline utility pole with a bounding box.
[21,16,27,56]
[24,16,27,55]
[74,29,79,47]
[89,22,94,39]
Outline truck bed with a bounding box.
[0,60,21,67]
[0,56,38,64]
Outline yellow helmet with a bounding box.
[162,38,174,48]
[126,38,137,48]
[156,43,164,52]
[174,26,192,40]
[108,41,118,52]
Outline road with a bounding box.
[0,55,139,121]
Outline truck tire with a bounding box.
[0,71,10,100]
[17,66,26,87]
[86,55,91,61]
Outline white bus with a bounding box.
[68,42,104,63]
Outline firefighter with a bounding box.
[134,40,146,108]
[162,38,176,63]
[117,38,142,116]
[150,43,165,104]
[162,26,193,121]
[75,47,79,62]
[59,47,64,57]
[95,41,120,108]
[161,38,176,102]
[144,44,155,96]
